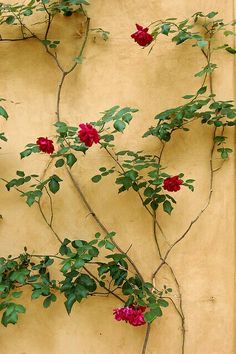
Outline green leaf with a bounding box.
[197,86,207,95]
[125,170,138,181]
[185,179,195,183]
[226,47,236,54]
[144,307,162,323]
[55,159,65,168]
[74,259,85,269]
[163,200,173,215]
[197,40,208,48]
[66,153,77,168]
[48,176,61,194]
[161,23,171,35]
[217,147,232,159]
[0,132,7,142]
[105,241,115,251]
[214,136,226,143]
[16,171,25,177]
[20,148,33,159]
[182,94,195,99]
[207,11,218,18]
[113,120,126,132]
[224,30,235,36]
[64,294,76,315]
[122,281,133,295]
[98,264,109,276]
[157,299,169,307]
[23,8,33,16]
[91,175,101,183]
[0,106,8,119]
[11,291,23,299]
[6,16,15,25]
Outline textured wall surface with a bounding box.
[0,1,235,353]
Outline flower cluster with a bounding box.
[163,175,183,192]
[131,24,153,47]
[36,123,100,154]
[113,305,146,326]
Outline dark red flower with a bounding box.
[78,123,100,147]
[113,305,146,327]
[131,24,153,47]
[163,175,183,192]
[36,137,54,154]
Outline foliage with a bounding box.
[0,4,235,354]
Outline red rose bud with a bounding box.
[131,24,153,47]
[78,123,100,147]
[36,137,55,154]
[163,175,183,192]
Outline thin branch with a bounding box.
[0,35,34,42]
[56,72,67,121]
[142,323,151,354]
[38,200,63,244]
[44,186,54,226]
[66,166,144,282]
[83,266,125,303]
[153,210,162,259]
[152,127,217,279]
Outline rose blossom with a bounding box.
[78,123,100,147]
[131,24,153,47]
[36,137,54,154]
[113,306,146,327]
[163,175,183,192]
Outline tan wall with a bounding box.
[0,1,235,353]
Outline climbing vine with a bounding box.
[0,3,235,354]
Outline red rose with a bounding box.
[113,305,146,327]
[36,137,55,154]
[78,123,100,147]
[131,24,153,47]
[163,175,183,192]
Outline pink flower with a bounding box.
[78,123,100,147]
[113,306,146,327]
[131,24,153,47]
[36,137,54,154]
[163,175,183,192]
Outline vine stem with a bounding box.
[141,323,151,354]
[66,166,144,282]
[83,266,125,303]
[152,126,217,279]
[56,16,91,121]
[38,200,63,244]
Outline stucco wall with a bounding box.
[0,1,235,353]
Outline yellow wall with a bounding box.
[0,1,235,353]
